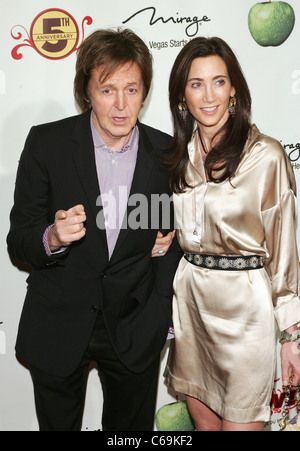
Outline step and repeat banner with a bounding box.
[1,0,300,431]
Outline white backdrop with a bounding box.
[1,0,300,431]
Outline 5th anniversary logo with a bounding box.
[11,9,93,60]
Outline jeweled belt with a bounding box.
[184,254,264,271]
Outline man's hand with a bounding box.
[48,204,86,251]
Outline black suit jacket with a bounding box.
[7,110,182,377]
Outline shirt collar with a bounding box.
[90,111,138,153]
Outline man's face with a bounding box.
[88,62,144,151]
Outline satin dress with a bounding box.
[164,125,300,423]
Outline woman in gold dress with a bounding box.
[164,37,300,431]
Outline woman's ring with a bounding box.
[158,249,164,255]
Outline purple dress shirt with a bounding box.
[91,114,139,258]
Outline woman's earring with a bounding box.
[178,101,188,121]
[229,96,236,117]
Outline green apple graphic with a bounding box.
[248,1,295,46]
[155,401,195,431]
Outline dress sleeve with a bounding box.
[261,147,300,331]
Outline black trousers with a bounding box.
[30,311,160,431]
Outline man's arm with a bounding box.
[7,127,86,268]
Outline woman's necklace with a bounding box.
[197,127,208,161]
[193,129,208,237]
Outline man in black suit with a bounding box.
[7,28,182,431]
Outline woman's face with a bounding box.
[184,55,235,134]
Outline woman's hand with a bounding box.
[152,231,175,257]
[281,337,300,387]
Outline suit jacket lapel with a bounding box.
[71,110,109,257]
[110,123,154,259]
[128,123,154,198]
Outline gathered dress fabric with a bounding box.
[164,125,300,423]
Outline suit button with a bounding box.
[100,273,110,279]
[90,305,98,313]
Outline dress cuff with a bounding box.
[274,295,300,332]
